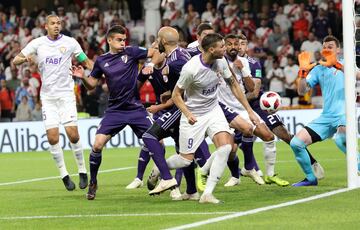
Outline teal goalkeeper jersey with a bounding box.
[306,61,345,117]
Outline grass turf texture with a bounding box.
[0,140,359,229]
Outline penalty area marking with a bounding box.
[0,166,135,186]
[166,187,358,230]
[0,212,236,220]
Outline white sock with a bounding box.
[203,144,231,195]
[263,140,276,177]
[50,143,68,178]
[166,154,192,170]
[200,152,217,175]
[70,140,87,174]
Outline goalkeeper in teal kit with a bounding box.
[290,35,360,186]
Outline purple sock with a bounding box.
[240,136,258,170]
[175,169,183,186]
[183,161,197,194]
[194,140,211,167]
[89,149,102,184]
[142,133,172,180]
[227,155,240,178]
[136,148,151,180]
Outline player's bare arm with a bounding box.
[232,59,255,92]
[12,52,33,66]
[172,85,197,125]
[246,78,261,100]
[142,48,165,75]
[71,65,99,90]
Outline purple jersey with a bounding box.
[138,68,167,104]
[165,47,191,91]
[90,46,148,111]
[186,46,201,57]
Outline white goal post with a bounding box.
[343,0,360,188]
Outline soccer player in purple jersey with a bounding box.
[71,25,161,200]
[237,34,324,183]
[125,45,169,190]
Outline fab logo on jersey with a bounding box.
[45,57,62,64]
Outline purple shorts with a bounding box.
[250,100,283,130]
[96,107,152,138]
[219,102,239,123]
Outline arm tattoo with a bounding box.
[225,77,235,86]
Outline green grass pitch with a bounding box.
[0,140,359,229]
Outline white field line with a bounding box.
[165,187,357,230]
[0,212,236,221]
[0,157,345,186]
[0,166,135,186]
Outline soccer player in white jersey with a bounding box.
[172,33,260,203]
[13,15,93,191]
[217,34,289,187]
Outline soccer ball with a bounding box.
[259,91,282,113]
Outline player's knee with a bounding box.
[68,135,80,144]
[92,141,104,153]
[262,132,274,142]
[47,136,59,146]
[290,136,306,153]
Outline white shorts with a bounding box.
[41,96,78,130]
[179,104,233,154]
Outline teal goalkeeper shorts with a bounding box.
[307,114,346,140]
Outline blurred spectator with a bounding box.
[292,10,310,40]
[238,12,256,39]
[6,68,21,92]
[276,36,294,67]
[223,6,239,35]
[284,0,301,22]
[268,24,287,54]
[162,0,177,20]
[144,0,161,46]
[217,0,229,19]
[266,60,285,95]
[32,19,45,38]
[60,20,72,37]
[274,6,292,34]
[293,30,307,52]
[327,0,341,39]
[201,2,217,24]
[14,95,32,121]
[311,8,331,40]
[0,79,15,122]
[306,0,318,19]
[300,32,322,61]
[255,19,273,48]
[283,55,299,105]
[139,80,156,107]
[15,77,36,110]
[31,101,42,121]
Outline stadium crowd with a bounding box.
[0,0,344,122]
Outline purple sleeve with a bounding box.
[90,59,103,79]
[250,61,263,79]
[125,46,148,60]
[168,58,187,77]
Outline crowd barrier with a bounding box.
[0,109,358,153]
